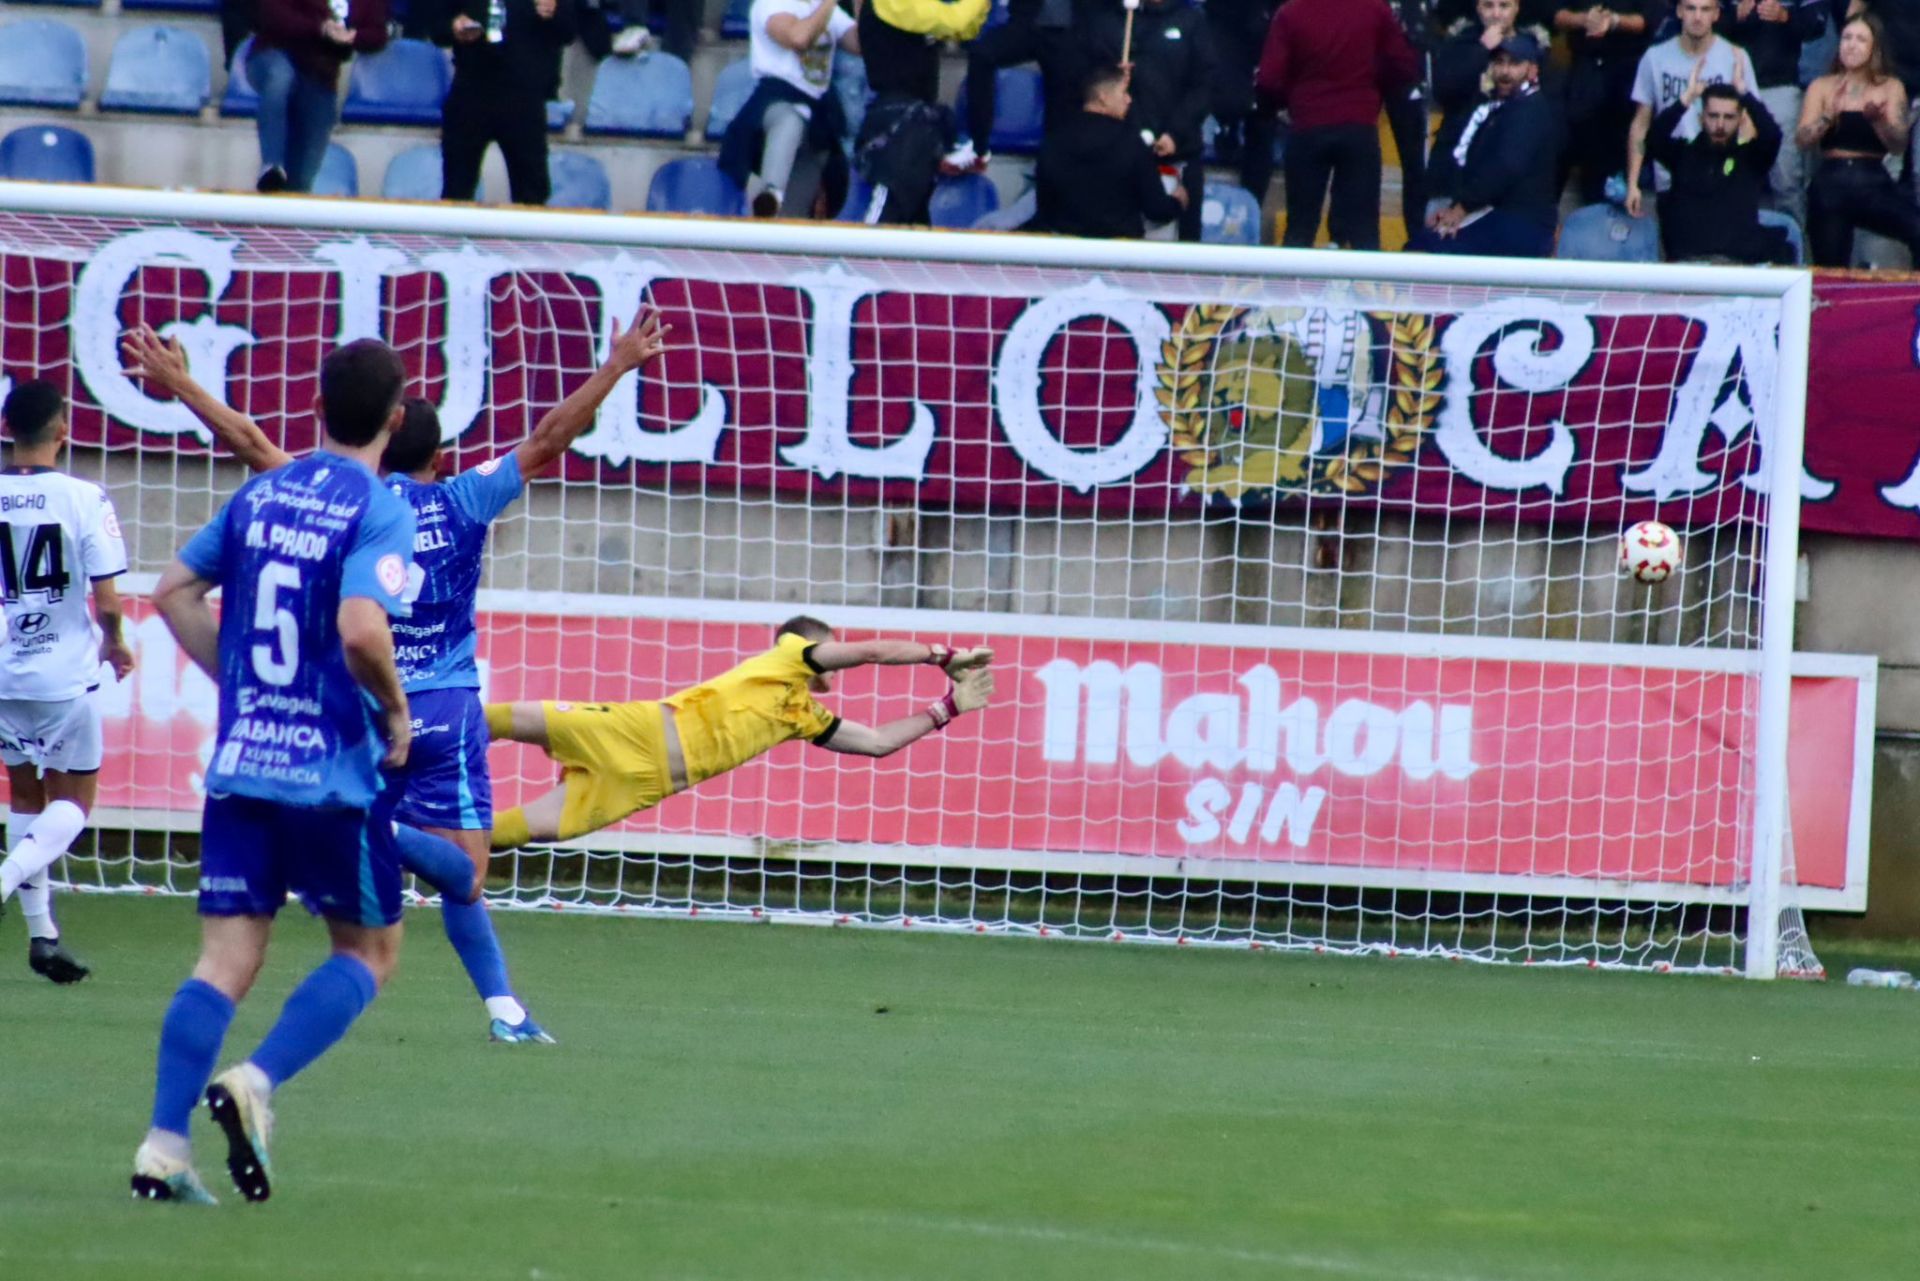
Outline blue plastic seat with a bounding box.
[311,142,359,197]
[101,25,212,115]
[704,58,755,140]
[953,65,1044,154]
[720,0,752,39]
[1555,202,1659,263]
[930,173,999,229]
[548,150,611,210]
[0,19,89,110]
[586,53,692,138]
[837,170,877,222]
[547,98,576,130]
[1757,209,1805,266]
[0,124,95,182]
[122,0,218,11]
[645,155,743,215]
[1200,184,1262,246]
[220,34,259,117]
[382,144,453,201]
[343,39,449,126]
[8,0,101,8]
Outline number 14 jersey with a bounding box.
[0,467,128,702]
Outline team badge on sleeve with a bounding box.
[377,554,408,597]
[477,457,504,476]
[103,507,122,539]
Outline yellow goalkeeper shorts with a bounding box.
[539,700,675,841]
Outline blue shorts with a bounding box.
[198,787,404,927]
[392,687,493,832]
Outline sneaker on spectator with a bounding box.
[751,188,781,218]
[257,166,288,194]
[940,140,988,175]
[611,25,651,56]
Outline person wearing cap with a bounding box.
[1412,32,1563,255]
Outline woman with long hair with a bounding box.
[1799,13,1920,266]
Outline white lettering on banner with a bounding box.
[313,238,408,350]
[1035,658,1479,781]
[72,229,256,442]
[993,281,1171,493]
[1621,302,1837,503]
[1433,298,1585,495]
[571,253,726,465]
[416,245,512,442]
[780,265,937,481]
[1175,779,1328,848]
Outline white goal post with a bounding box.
[0,180,1864,978]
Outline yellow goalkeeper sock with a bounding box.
[484,702,515,741]
[491,808,531,852]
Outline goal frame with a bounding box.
[0,181,1818,976]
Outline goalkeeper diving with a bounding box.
[487,617,994,849]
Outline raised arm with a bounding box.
[767,0,840,52]
[807,638,993,673]
[512,308,670,476]
[93,576,134,681]
[821,666,994,758]
[121,324,294,473]
[152,559,220,678]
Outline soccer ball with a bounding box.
[1620,520,1682,584]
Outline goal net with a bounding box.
[0,183,1837,978]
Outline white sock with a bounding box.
[485,996,528,1024]
[18,870,57,940]
[0,799,85,900]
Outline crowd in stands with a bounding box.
[13,0,1920,264]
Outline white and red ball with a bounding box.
[1620,520,1683,584]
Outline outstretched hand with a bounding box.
[951,665,994,714]
[120,323,192,395]
[609,307,671,373]
[944,646,994,674]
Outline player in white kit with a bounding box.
[0,381,134,982]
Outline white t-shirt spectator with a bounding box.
[750,0,855,101]
[1633,35,1759,188]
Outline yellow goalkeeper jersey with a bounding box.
[662,634,841,786]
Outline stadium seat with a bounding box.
[100,25,212,115]
[342,39,450,126]
[382,145,454,202]
[645,155,743,216]
[0,19,89,110]
[953,66,1044,154]
[122,0,218,11]
[586,53,692,138]
[1758,209,1805,266]
[720,0,752,39]
[0,124,95,182]
[8,0,101,8]
[548,150,611,210]
[1201,184,1262,246]
[930,173,999,229]
[548,98,576,131]
[220,34,259,117]
[1555,202,1659,263]
[311,142,359,198]
[832,54,869,142]
[704,58,755,140]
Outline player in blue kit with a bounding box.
[132,338,417,1205]
[123,309,670,1043]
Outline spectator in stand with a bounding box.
[1648,70,1796,259]
[949,0,1089,173]
[1800,12,1920,263]
[1030,63,1188,235]
[1386,0,1438,245]
[250,0,389,193]
[1846,2,1920,200]
[1413,32,1562,254]
[1206,0,1281,203]
[599,0,701,60]
[1088,0,1216,241]
[1256,0,1421,249]
[720,0,861,217]
[1554,0,1662,203]
[854,0,991,223]
[1434,0,1558,25]
[1433,0,1554,130]
[1723,0,1826,228]
[1626,0,1759,217]
[432,0,577,206]
[221,0,255,70]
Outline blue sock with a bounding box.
[392,824,476,901]
[441,895,514,1002]
[248,954,378,1088]
[151,979,236,1136]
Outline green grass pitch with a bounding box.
[3,894,1917,1281]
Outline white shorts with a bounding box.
[0,694,103,774]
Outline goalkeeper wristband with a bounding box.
[926,693,960,730]
[924,643,955,670]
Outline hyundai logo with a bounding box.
[13,612,49,635]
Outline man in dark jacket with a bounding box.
[1412,33,1562,255]
[1257,0,1421,249]
[1087,0,1215,240]
[853,0,989,222]
[951,0,1088,172]
[1647,80,1793,261]
[432,0,576,207]
[1031,62,1188,236]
